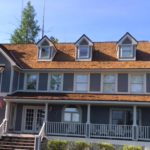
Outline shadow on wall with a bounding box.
[0,99,5,124]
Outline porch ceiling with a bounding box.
[5,92,150,103]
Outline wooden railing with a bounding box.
[34,122,46,150]
[0,119,7,135]
[138,126,150,141]
[46,122,86,137]
[90,124,132,139]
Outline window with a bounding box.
[103,74,116,93]
[111,109,141,125]
[130,75,144,93]
[63,107,80,122]
[26,73,37,90]
[50,74,62,91]
[78,45,90,59]
[75,74,88,92]
[39,46,51,59]
[120,45,133,58]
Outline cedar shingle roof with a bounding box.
[1,41,150,69]
[5,92,150,103]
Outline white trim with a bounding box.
[9,66,14,93]
[0,48,16,66]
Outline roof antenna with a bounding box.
[42,0,46,38]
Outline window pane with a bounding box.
[131,84,143,92]
[131,75,143,84]
[76,83,88,91]
[26,74,37,90]
[40,47,50,59]
[103,84,115,93]
[64,113,71,122]
[79,46,89,58]
[103,75,115,83]
[65,108,78,112]
[76,75,88,82]
[72,113,80,122]
[50,74,62,91]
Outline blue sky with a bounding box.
[0,0,150,43]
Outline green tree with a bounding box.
[50,36,59,44]
[10,1,40,44]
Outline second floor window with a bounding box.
[50,74,62,91]
[120,45,133,58]
[75,74,88,92]
[130,75,144,93]
[103,74,116,93]
[78,45,90,59]
[26,73,37,90]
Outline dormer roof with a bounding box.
[117,32,138,45]
[75,34,93,46]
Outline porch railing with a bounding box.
[90,124,132,140]
[138,126,150,141]
[46,122,86,137]
[0,119,7,135]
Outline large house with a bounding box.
[1,33,150,149]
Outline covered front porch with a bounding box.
[2,100,150,142]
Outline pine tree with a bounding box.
[10,1,40,44]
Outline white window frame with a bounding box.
[62,106,81,123]
[75,74,89,92]
[49,73,63,92]
[78,45,90,59]
[120,44,134,58]
[39,46,52,60]
[130,74,144,93]
[25,73,38,91]
[103,74,116,93]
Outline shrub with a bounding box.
[47,140,68,150]
[98,143,115,150]
[74,141,90,150]
[123,145,142,150]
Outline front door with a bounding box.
[23,106,45,133]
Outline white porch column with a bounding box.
[133,105,137,126]
[44,103,48,122]
[5,101,10,121]
[87,104,91,123]
[132,105,138,140]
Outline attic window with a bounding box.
[78,45,90,59]
[120,45,133,58]
[39,46,52,59]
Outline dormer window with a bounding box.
[37,36,57,61]
[75,34,93,61]
[117,32,138,61]
[78,45,90,59]
[120,45,133,58]
[39,46,52,59]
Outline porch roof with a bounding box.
[5,92,150,103]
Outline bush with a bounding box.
[47,140,68,150]
[74,141,90,150]
[98,143,115,150]
[123,145,142,150]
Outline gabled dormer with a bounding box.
[37,36,57,61]
[75,34,93,61]
[117,32,138,61]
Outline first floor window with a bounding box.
[103,74,116,93]
[63,107,80,122]
[50,73,62,91]
[26,73,37,90]
[75,74,88,92]
[130,75,144,93]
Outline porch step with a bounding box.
[0,135,35,150]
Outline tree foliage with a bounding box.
[10,1,40,44]
[50,36,59,44]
